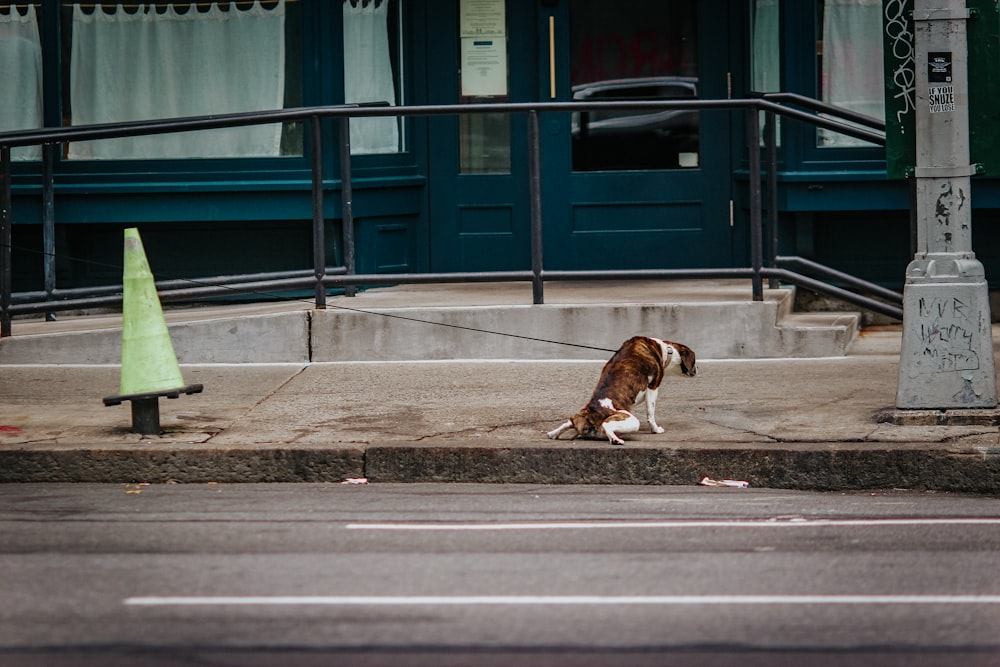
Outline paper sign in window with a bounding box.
[461,37,507,97]
[460,0,505,37]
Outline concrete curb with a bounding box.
[363,446,1000,492]
[0,448,364,484]
[3,445,998,493]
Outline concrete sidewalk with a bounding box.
[1,322,999,491]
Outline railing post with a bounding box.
[339,116,356,298]
[43,144,56,321]
[528,109,544,305]
[1,145,12,337]
[310,115,326,309]
[747,107,763,301]
[765,110,779,289]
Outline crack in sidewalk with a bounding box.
[202,364,311,445]
[410,419,552,442]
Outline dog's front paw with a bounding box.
[651,425,665,434]
[608,436,625,445]
[547,420,573,440]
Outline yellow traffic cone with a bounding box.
[118,227,185,395]
[103,228,201,434]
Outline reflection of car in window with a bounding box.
[571,77,700,171]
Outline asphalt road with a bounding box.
[2,483,1000,667]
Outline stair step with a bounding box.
[0,281,863,363]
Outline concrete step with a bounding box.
[0,281,861,364]
[770,310,862,360]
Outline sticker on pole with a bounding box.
[928,52,953,83]
[927,52,954,114]
[929,85,955,114]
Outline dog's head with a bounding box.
[570,410,601,439]
[663,341,697,377]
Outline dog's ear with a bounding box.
[675,344,697,376]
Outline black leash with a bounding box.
[324,300,618,354]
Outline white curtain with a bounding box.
[343,0,400,154]
[820,0,885,147]
[69,1,286,160]
[0,5,43,161]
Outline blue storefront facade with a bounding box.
[2,0,999,295]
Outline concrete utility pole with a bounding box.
[896,0,997,409]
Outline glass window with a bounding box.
[751,0,780,145]
[343,0,404,155]
[817,0,884,147]
[458,0,510,174]
[752,0,779,94]
[0,3,43,161]
[61,0,302,160]
[570,0,698,171]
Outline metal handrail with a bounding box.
[761,92,887,132]
[755,99,899,319]
[0,98,884,147]
[0,96,896,336]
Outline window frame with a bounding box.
[778,0,887,175]
[7,0,417,188]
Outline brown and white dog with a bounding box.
[547,336,697,445]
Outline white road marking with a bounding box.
[124,595,1000,607]
[344,518,1000,531]
[126,518,1000,609]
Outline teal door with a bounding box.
[427,0,735,272]
[426,0,536,272]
